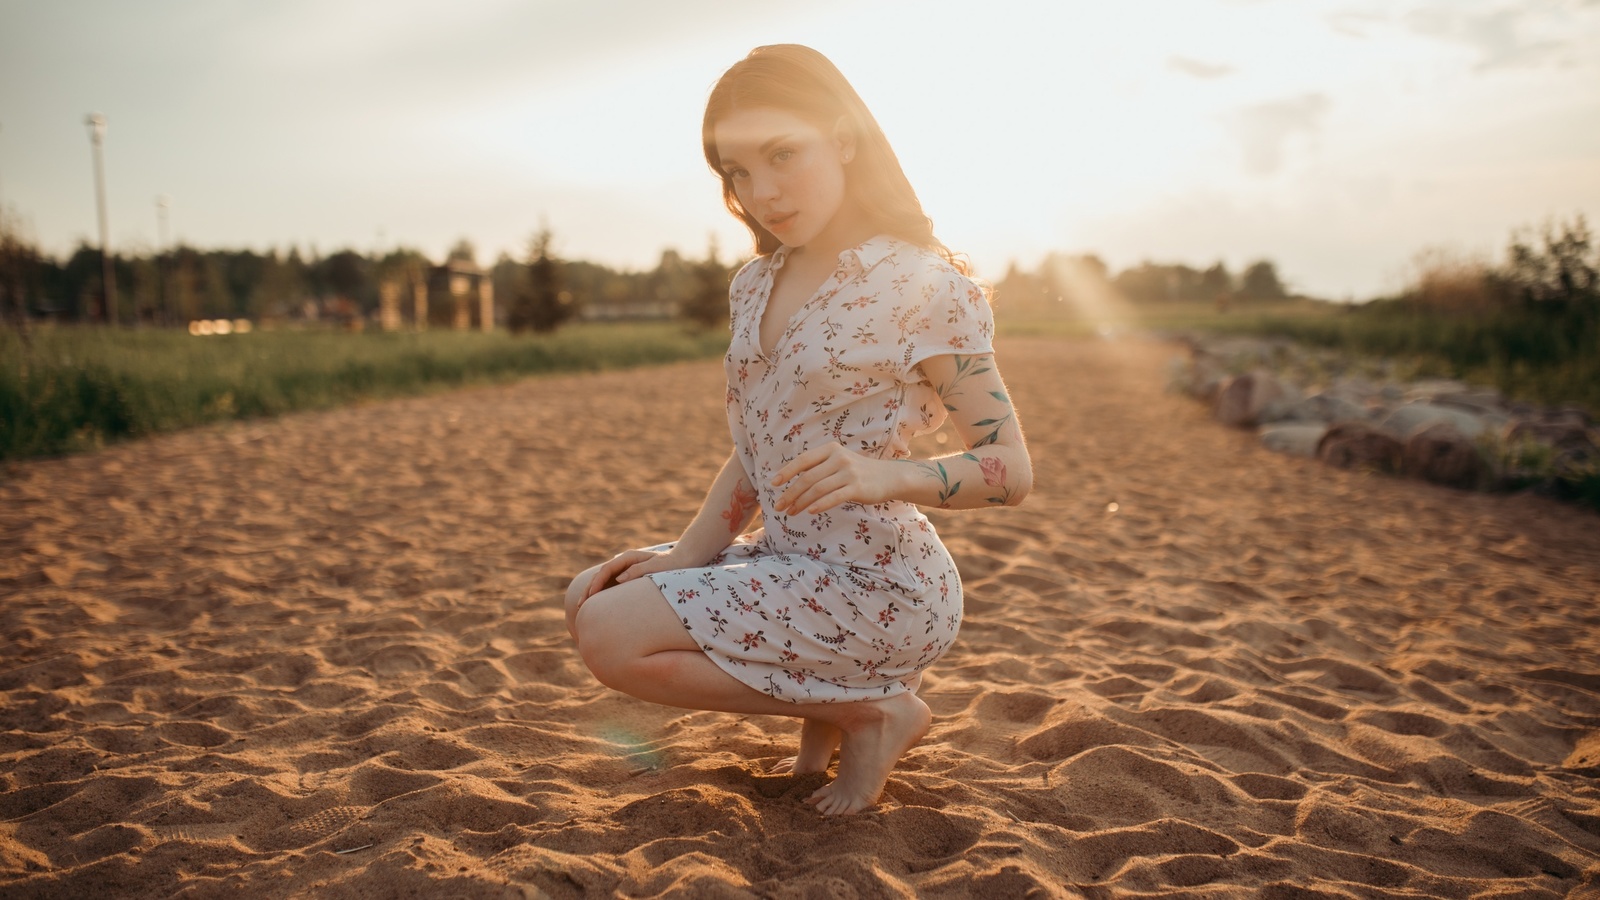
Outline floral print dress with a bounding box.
[645,235,995,703]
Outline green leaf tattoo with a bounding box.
[972,411,1014,448]
[937,354,993,411]
[907,459,962,508]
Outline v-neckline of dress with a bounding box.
[754,252,851,361]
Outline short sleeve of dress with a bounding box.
[896,267,996,381]
[726,256,768,333]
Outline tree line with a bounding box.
[994,253,1290,315]
[3,208,1317,337]
[0,218,736,335]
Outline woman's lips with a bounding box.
[766,212,796,233]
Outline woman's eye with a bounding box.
[772,148,793,163]
[727,168,748,180]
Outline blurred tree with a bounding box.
[490,251,523,327]
[1200,262,1232,298]
[510,228,572,333]
[170,246,200,322]
[303,245,326,305]
[995,261,1042,311]
[1504,215,1598,314]
[130,253,159,324]
[447,239,477,266]
[1201,261,1234,312]
[1239,260,1287,300]
[323,250,369,312]
[225,250,265,317]
[1113,262,1174,304]
[0,210,42,342]
[63,244,106,321]
[200,254,232,318]
[681,237,731,328]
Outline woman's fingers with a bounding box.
[775,454,841,513]
[772,443,834,486]
[585,551,652,598]
[771,441,851,509]
[787,472,851,515]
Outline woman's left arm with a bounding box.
[772,352,1032,513]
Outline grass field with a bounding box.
[998,298,1599,415]
[1195,304,1600,415]
[1,322,729,461]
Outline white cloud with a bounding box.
[1168,56,1236,79]
[1404,3,1579,71]
[1228,94,1332,175]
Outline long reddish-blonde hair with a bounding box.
[702,44,969,275]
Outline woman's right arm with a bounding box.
[581,451,758,599]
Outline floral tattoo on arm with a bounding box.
[976,453,1011,505]
[721,479,759,533]
[918,353,1019,506]
[937,355,1016,448]
[906,459,962,508]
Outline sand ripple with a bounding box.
[3,339,1599,897]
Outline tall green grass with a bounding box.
[1199,302,1600,414]
[1,323,729,460]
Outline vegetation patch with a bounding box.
[1,323,728,461]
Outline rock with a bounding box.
[1283,392,1369,425]
[1317,422,1403,473]
[1402,422,1488,489]
[1403,378,1473,402]
[1503,411,1595,452]
[1378,402,1491,441]
[1430,388,1506,416]
[1215,370,1290,428]
[1190,355,1227,404]
[1325,377,1381,406]
[1260,423,1329,458]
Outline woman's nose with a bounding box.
[750,170,780,202]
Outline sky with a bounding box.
[1,0,1597,300]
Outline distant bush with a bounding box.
[1202,215,1600,415]
[1404,247,1502,316]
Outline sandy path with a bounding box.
[2,336,1598,898]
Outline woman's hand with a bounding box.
[582,548,685,600]
[771,442,899,516]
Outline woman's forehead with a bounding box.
[712,107,826,153]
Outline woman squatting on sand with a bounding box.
[565,44,1032,816]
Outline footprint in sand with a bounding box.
[256,805,366,852]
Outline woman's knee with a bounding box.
[564,565,605,635]
[573,578,692,686]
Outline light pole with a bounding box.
[86,113,116,325]
[156,195,171,326]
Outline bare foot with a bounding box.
[770,718,841,775]
[805,692,931,816]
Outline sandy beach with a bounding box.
[2,335,1598,898]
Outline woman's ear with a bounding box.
[833,117,857,164]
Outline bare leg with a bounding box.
[563,563,606,644]
[575,577,930,815]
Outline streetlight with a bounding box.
[156,195,171,326]
[86,113,116,325]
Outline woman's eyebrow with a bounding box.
[759,134,794,154]
[722,133,796,169]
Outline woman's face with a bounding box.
[713,106,855,253]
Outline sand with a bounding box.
[2,335,1598,899]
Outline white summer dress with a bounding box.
[645,235,995,703]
